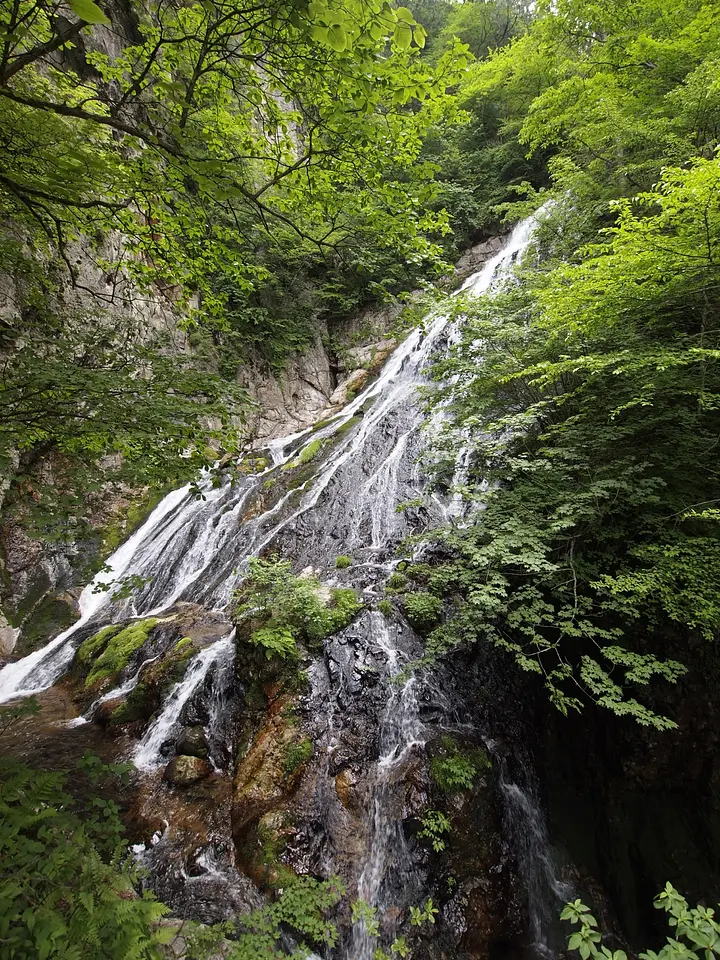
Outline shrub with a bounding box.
[250,625,298,660]
[403,592,443,634]
[386,571,407,592]
[325,588,362,634]
[335,555,352,569]
[234,557,362,659]
[378,599,393,618]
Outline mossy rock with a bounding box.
[108,684,155,725]
[100,487,170,556]
[176,725,208,759]
[283,737,313,774]
[107,638,199,722]
[80,618,159,691]
[281,438,324,471]
[163,755,211,787]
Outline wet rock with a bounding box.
[335,768,358,811]
[176,725,208,759]
[94,697,126,726]
[328,368,369,406]
[163,755,211,787]
[0,611,20,657]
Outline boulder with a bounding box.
[163,755,211,787]
[176,725,208,759]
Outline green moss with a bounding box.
[378,599,393,618]
[310,417,335,431]
[281,438,324,471]
[77,624,123,665]
[405,562,432,583]
[15,595,78,657]
[263,477,277,491]
[239,455,269,474]
[335,555,352,569]
[283,738,313,774]
[336,414,362,437]
[175,636,193,652]
[108,683,153,725]
[84,618,158,690]
[101,487,169,556]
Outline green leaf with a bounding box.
[326,22,347,52]
[68,0,110,25]
[393,21,413,51]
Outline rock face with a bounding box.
[535,635,720,947]
[0,232,557,957]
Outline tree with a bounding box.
[420,150,720,728]
[0,0,467,525]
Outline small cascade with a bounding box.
[133,631,235,771]
[68,655,159,728]
[349,614,427,960]
[498,759,573,957]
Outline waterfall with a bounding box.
[349,615,426,960]
[0,208,564,954]
[0,211,544,704]
[498,759,574,957]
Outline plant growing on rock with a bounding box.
[233,556,362,660]
[335,555,352,569]
[430,737,490,792]
[418,810,452,852]
[386,571,408,592]
[403,592,443,634]
[283,738,313,774]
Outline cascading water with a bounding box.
[133,630,236,771]
[0,208,568,955]
[498,758,574,957]
[349,614,427,960]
